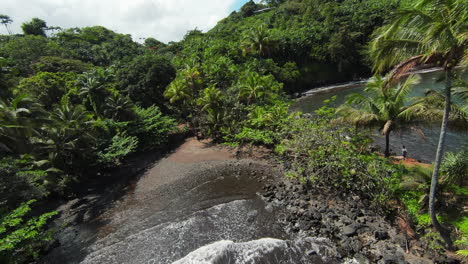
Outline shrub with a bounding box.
[0,156,49,208]
[279,116,401,207]
[97,132,138,166]
[128,105,176,150]
[0,200,57,264]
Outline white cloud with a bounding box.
[0,0,238,43]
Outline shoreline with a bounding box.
[299,67,449,98]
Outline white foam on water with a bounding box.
[173,237,348,264]
[301,67,447,97]
[173,238,288,264]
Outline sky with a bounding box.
[0,0,251,43]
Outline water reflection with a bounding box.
[292,69,468,162]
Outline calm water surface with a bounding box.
[292,69,468,162]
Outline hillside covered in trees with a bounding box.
[0,0,467,263]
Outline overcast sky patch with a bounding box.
[1,0,250,43]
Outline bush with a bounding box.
[0,200,57,264]
[128,105,176,150]
[32,56,92,74]
[0,156,49,208]
[97,132,138,166]
[279,116,402,207]
[16,72,77,109]
[232,103,296,145]
[117,54,176,108]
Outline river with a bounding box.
[291,69,468,162]
[42,138,347,263]
[40,70,465,264]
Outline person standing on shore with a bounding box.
[402,146,408,160]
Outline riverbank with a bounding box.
[300,67,451,97]
[41,137,290,263]
[40,136,461,263]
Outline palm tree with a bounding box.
[36,104,95,172]
[0,94,43,153]
[336,74,422,157]
[0,14,13,35]
[182,65,203,92]
[369,0,467,247]
[164,78,193,107]
[238,72,281,105]
[197,86,224,112]
[241,24,276,57]
[104,93,134,121]
[77,72,102,115]
[239,73,266,104]
[77,68,114,116]
[441,145,468,185]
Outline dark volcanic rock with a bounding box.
[375,230,389,240]
[342,225,357,237]
[260,178,449,264]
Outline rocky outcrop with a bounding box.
[261,179,459,264]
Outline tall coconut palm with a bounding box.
[241,24,276,57]
[0,14,13,35]
[369,0,467,248]
[336,74,422,157]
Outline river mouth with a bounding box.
[292,69,468,162]
[43,139,293,264]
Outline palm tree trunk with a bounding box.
[429,68,453,249]
[383,120,393,157]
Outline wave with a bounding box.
[173,237,355,264]
[301,67,447,97]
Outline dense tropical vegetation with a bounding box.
[0,0,466,262]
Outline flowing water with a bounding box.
[292,68,468,162]
[43,139,344,263]
[42,69,467,263]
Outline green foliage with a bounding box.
[238,72,283,105]
[232,103,294,145]
[21,18,47,37]
[369,0,467,73]
[241,24,277,58]
[0,94,43,154]
[0,156,49,208]
[456,249,468,258]
[55,26,142,66]
[280,115,401,207]
[0,35,61,75]
[97,132,138,166]
[128,106,176,149]
[117,53,175,108]
[17,72,77,109]
[209,0,399,90]
[441,146,468,185]
[76,67,116,115]
[0,200,57,264]
[452,216,468,235]
[421,232,445,252]
[240,0,260,18]
[32,56,92,74]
